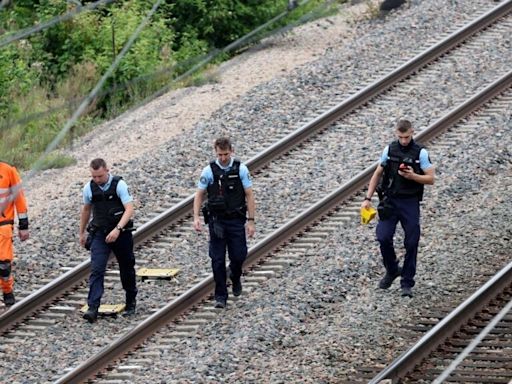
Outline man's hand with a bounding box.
[18,229,29,241]
[246,221,255,238]
[398,166,415,180]
[105,228,120,243]
[193,217,203,232]
[79,232,87,247]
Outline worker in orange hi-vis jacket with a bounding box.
[0,161,30,307]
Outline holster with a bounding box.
[85,223,98,251]
[377,196,394,221]
[202,205,210,225]
[85,234,93,251]
[86,222,98,234]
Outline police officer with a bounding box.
[193,137,256,309]
[0,161,30,307]
[79,158,137,322]
[362,119,435,298]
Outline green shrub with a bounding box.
[0,0,327,169]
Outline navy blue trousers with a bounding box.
[376,197,420,288]
[87,230,137,308]
[208,217,247,301]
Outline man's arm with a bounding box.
[117,202,134,230]
[11,166,29,241]
[362,165,384,209]
[105,201,134,243]
[245,187,255,238]
[79,204,92,247]
[193,189,206,232]
[399,165,435,185]
[101,177,136,243]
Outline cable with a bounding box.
[128,0,325,113]
[0,50,225,134]
[25,0,166,179]
[432,298,512,383]
[0,0,116,48]
[1,0,330,213]
[1,0,328,134]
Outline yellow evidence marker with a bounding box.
[136,268,180,281]
[360,206,377,225]
[80,304,126,316]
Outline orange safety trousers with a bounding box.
[0,161,27,294]
[0,161,28,223]
[0,225,14,294]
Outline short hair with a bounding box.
[396,119,412,133]
[214,137,232,151]
[89,158,107,170]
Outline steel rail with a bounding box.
[1,0,510,336]
[54,68,512,384]
[369,261,512,383]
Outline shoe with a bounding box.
[231,274,242,297]
[123,299,136,317]
[3,292,15,307]
[401,287,413,298]
[378,267,402,289]
[83,306,99,323]
[214,298,226,309]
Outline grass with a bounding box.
[1,0,340,171]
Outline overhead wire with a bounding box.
[1,0,332,220]
[23,0,166,183]
[117,0,326,115]
[1,0,329,134]
[0,0,116,48]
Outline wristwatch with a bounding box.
[116,225,123,231]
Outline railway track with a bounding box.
[2,0,511,333]
[1,1,512,382]
[368,260,512,383]
[8,0,508,311]
[86,72,512,384]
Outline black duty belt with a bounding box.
[0,220,14,227]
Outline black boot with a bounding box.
[83,305,99,323]
[230,273,242,297]
[123,299,136,317]
[3,292,15,307]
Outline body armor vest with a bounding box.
[206,160,246,217]
[378,140,426,200]
[90,176,125,231]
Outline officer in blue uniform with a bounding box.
[362,120,435,298]
[193,137,256,308]
[79,158,137,322]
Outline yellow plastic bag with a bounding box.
[360,206,377,225]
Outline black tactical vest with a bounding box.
[378,140,426,200]
[206,160,246,217]
[90,176,125,231]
